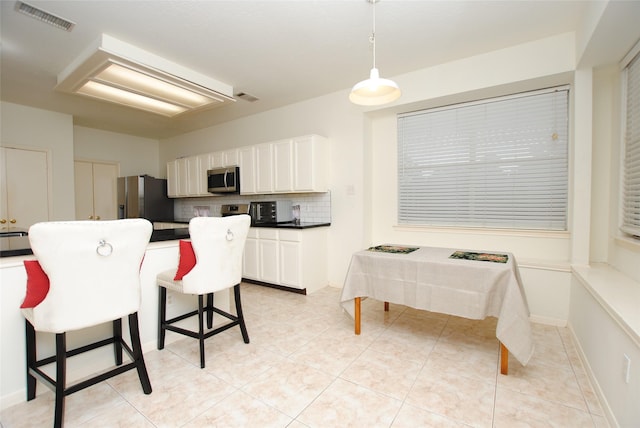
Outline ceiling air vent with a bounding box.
[235,92,259,103]
[15,1,75,32]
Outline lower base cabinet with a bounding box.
[242,227,327,293]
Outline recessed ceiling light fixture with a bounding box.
[56,34,235,117]
[349,0,401,106]
[15,1,75,32]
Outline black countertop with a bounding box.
[0,222,330,258]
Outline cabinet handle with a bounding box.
[89,215,94,220]
[9,219,16,224]
[0,219,6,224]
[96,215,101,220]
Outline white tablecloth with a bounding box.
[340,246,534,366]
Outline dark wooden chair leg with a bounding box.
[113,318,123,365]
[54,333,66,428]
[158,286,167,350]
[206,293,214,329]
[128,312,152,394]
[234,284,250,343]
[198,295,206,368]
[25,320,37,401]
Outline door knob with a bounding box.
[9,219,16,224]
[0,219,6,224]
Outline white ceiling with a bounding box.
[1,1,639,139]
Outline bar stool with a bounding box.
[156,215,250,368]
[21,219,153,428]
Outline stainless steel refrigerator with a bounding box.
[117,175,174,221]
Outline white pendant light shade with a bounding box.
[350,0,400,106]
[349,68,401,106]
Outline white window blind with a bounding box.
[398,88,569,230]
[622,51,640,237]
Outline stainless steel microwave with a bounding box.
[207,166,240,194]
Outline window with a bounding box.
[397,87,569,230]
[622,50,640,238]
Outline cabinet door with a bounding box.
[167,160,178,197]
[209,151,225,169]
[256,143,274,193]
[177,158,189,196]
[223,149,239,166]
[198,153,213,194]
[1,147,49,250]
[294,135,328,192]
[279,240,301,288]
[239,146,256,194]
[74,161,95,220]
[92,162,118,220]
[242,236,260,280]
[259,238,279,283]
[274,139,293,193]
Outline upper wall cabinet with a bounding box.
[255,142,274,194]
[261,134,329,194]
[292,135,329,192]
[167,134,329,198]
[239,146,257,195]
[167,150,239,198]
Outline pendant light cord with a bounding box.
[370,0,376,70]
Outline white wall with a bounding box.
[74,126,161,177]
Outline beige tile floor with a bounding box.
[1,283,609,427]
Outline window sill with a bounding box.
[393,224,570,239]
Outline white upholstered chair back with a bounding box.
[22,219,152,333]
[181,215,250,295]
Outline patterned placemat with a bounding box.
[449,251,508,263]
[367,245,420,254]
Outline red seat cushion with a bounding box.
[174,240,196,280]
[20,260,50,308]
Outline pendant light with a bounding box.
[349,0,401,106]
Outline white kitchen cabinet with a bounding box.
[74,160,118,221]
[167,155,210,197]
[208,151,224,169]
[0,147,50,251]
[209,149,239,169]
[239,146,256,194]
[242,227,328,293]
[190,154,212,196]
[293,135,329,192]
[258,228,279,284]
[242,228,260,280]
[166,158,190,197]
[279,236,300,287]
[168,134,328,198]
[273,139,293,193]
[167,159,179,197]
[255,142,274,193]
[223,149,239,166]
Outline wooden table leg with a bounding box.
[500,342,508,375]
[384,301,389,311]
[354,297,361,335]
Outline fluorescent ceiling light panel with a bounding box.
[56,35,235,117]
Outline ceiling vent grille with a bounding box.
[15,1,75,32]
[235,92,259,102]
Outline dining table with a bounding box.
[340,245,535,374]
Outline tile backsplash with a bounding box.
[174,192,331,223]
